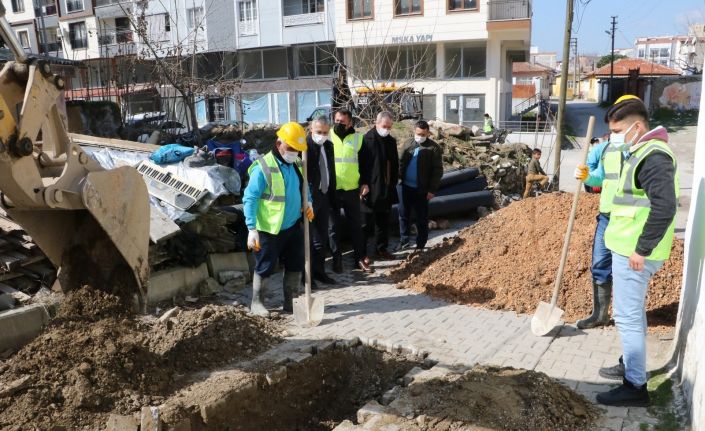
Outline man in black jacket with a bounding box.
[362,111,399,260]
[306,116,337,285]
[397,120,443,251]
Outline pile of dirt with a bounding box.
[346,365,599,431]
[391,192,684,328]
[0,286,281,430]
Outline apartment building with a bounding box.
[334,0,532,126]
[634,25,705,75]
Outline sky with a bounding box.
[531,0,705,59]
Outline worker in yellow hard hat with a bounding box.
[243,121,314,317]
[572,94,645,330]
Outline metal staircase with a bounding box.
[512,92,543,117]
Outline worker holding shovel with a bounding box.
[595,97,678,407]
[243,122,314,317]
[573,100,638,329]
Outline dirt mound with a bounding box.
[391,193,684,328]
[352,365,599,431]
[0,287,281,430]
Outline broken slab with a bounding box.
[105,414,139,431]
[0,304,51,352]
[148,263,209,305]
[207,252,251,281]
[150,206,181,244]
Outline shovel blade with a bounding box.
[531,301,564,336]
[293,296,325,328]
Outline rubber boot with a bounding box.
[250,273,269,317]
[283,271,301,313]
[576,281,612,329]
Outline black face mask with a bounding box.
[334,123,348,137]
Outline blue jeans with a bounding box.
[591,213,612,284]
[612,252,663,386]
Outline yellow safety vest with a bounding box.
[483,118,493,133]
[331,131,363,191]
[247,151,301,235]
[599,143,622,214]
[604,139,679,260]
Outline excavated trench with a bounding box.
[159,340,425,431]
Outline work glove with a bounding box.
[302,205,314,222]
[574,164,589,181]
[247,229,261,252]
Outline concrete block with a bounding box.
[356,400,385,424]
[148,263,209,304]
[141,406,162,431]
[198,278,223,296]
[105,414,139,431]
[206,253,250,280]
[0,304,51,352]
[265,366,287,385]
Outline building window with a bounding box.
[17,30,30,49]
[395,0,421,15]
[283,0,324,15]
[165,13,171,32]
[297,43,337,77]
[347,0,373,20]
[263,48,288,79]
[11,0,25,13]
[69,21,88,49]
[239,51,263,79]
[638,48,645,58]
[445,94,484,126]
[66,0,83,13]
[296,89,332,121]
[43,27,61,52]
[242,92,290,124]
[381,45,436,79]
[187,7,204,30]
[239,0,257,35]
[445,44,486,78]
[448,0,477,11]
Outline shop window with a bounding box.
[445,44,486,78]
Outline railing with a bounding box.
[512,92,540,116]
[42,41,62,53]
[33,0,57,15]
[95,0,127,6]
[487,0,531,21]
[283,11,324,27]
[98,29,133,45]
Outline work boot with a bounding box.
[250,273,269,317]
[576,281,612,329]
[596,378,650,407]
[314,273,338,285]
[599,356,625,380]
[283,271,301,313]
[332,255,343,274]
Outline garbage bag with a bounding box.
[150,144,195,165]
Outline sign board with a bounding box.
[390,34,433,44]
[466,98,481,109]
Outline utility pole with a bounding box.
[552,0,574,190]
[607,16,617,103]
[570,38,578,98]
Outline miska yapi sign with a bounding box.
[390,34,433,44]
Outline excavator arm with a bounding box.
[0,3,149,304]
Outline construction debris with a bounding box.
[392,192,684,329]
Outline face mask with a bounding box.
[414,135,427,144]
[312,133,328,145]
[334,123,348,136]
[610,122,637,151]
[282,151,299,164]
[376,127,390,137]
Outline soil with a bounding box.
[342,365,599,431]
[391,192,684,329]
[0,286,282,431]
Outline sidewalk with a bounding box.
[227,224,672,431]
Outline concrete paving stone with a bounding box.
[594,415,624,431]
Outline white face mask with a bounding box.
[376,127,390,137]
[610,122,637,151]
[414,135,427,144]
[312,133,328,145]
[282,150,299,164]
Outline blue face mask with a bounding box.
[610,122,637,151]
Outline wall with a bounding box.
[674,75,705,430]
[652,75,703,111]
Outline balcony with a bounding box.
[239,20,257,36]
[487,0,531,21]
[98,29,133,45]
[283,11,324,27]
[33,0,58,16]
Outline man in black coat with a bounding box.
[362,111,399,259]
[397,120,443,251]
[306,116,337,285]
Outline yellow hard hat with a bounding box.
[276,122,307,152]
[614,94,641,105]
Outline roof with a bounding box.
[513,62,553,75]
[590,58,681,77]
